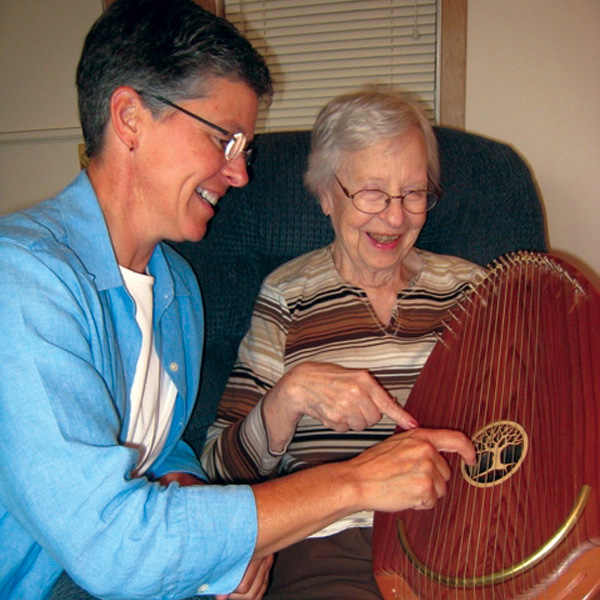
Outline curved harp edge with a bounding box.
[396,485,591,588]
[441,250,592,339]
[374,547,600,600]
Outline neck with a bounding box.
[87,159,157,274]
[331,243,408,294]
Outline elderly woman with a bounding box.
[202,90,484,599]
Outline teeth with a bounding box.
[370,233,399,243]
[196,186,219,207]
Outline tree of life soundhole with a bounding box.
[462,420,529,487]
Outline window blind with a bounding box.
[224,0,439,132]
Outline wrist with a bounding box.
[261,389,302,452]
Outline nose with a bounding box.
[380,197,406,227]
[221,155,250,188]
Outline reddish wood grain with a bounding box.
[373,253,600,600]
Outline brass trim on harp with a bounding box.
[397,485,591,588]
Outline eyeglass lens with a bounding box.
[352,190,437,214]
[224,132,247,162]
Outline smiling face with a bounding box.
[132,77,259,246]
[320,126,429,289]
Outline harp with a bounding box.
[372,252,600,600]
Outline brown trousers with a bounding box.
[264,527,383,600]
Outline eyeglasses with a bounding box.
[150,94,253,164]
[334,174,439,215]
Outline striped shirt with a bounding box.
[202,246,484,534]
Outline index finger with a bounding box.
[373,392,419,430]
[412,428,476,465]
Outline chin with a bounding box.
[185,228,208,243]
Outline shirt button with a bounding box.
[169,362,178,372]
[197,583,209,593]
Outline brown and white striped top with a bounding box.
[202,245,483,534]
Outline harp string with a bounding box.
[485,260,506,598]
[465,260,501,599]
[499,260,515,599]
[516,256,540,597]
[536,257,560,596]
[548,255,584,593]
[512,258,529,597]
[544,255,569,596]
[490,258,513,598]
[469,257,507,598]
[507,256,531,597]
[453,286,483,600]
[536,257,558,598]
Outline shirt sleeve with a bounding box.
[201,280,292,483]
[0,241,256,599]
[148,439,209,481]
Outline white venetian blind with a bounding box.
[224,0,439,132]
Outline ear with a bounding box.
[109,86,147,152]
[319,188,334,217]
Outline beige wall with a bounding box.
[1,0,599,285]
[465,0,600,285]
[0,0,100,213]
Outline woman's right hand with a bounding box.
[262,361,418,452]
[251,426,475,557]
[345,427,476,512]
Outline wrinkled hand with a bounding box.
[263,362,418,451]
[347,428,476,513]
[214,554,274,600]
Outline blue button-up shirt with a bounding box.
[0,172,257,599]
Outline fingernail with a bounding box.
[407,418,419,429]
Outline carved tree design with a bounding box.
[466,421,527,485]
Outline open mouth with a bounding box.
[196,185,219,207]
[368,233,400,244]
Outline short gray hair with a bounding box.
[304,88,439,198]
[77,0,272,159]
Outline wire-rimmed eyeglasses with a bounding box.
[334,174,439,215]
[150,94,253,165]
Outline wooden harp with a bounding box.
[373,252,600,599]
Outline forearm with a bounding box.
[202,403,284,483]
[251,460,360,557]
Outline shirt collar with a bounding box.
[56,171,174,294]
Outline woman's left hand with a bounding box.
[215,554,274,600]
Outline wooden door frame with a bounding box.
[440,0,467,128]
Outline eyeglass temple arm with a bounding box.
[151,94,231,137]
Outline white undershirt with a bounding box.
[121,266,177,477]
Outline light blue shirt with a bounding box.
[0,172,257,599]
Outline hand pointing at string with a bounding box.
[262,361,419,452]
